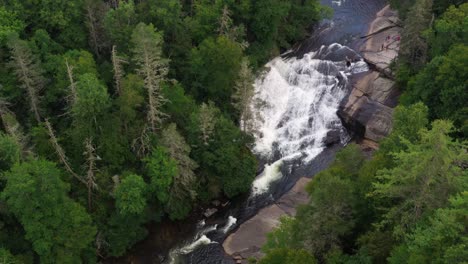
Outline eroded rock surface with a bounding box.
[340,5,401,147]
[223,177,311,263]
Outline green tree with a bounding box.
[71,73,110,138]
[0,248,22,264]
[259,248,317,264]
[372,120,468,238]
[389,192,468,264]
[2,159,96,263]
[46,49,98,110]
[402,45,468,137]
[189,36,243,112]
[161,83,197,132]
[399,0,433,70]
[263,217,300,253]
[114,174,147,215]
[105,213,148,257]
[144,146,177,204]
[104,0,136,52]
[160,124,198,220]
[427,3,468,57]
[0,7,24,44]
[0,133,20,171]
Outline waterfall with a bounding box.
[252,159,283,195]
[249,44,366,195]
[165,43,369,262]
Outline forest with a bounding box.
[258,1,468,263]
[0,0,327,262]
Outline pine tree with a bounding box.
[400,0,433,69]
[161,123,198,219]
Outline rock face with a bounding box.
[222,177,311,262]
[339,5,401,147]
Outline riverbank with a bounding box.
[223,177,311,261]
[222,5,401,263]
[339,5,401,152]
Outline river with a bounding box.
[122,0,387,263]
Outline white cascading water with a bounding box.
[250,43,368,195]
[222,216,238,233]
[168,224,218,264]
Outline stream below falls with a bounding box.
[164,0,387,263]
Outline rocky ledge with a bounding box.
[339,5,401,150]
[222,177,311,263]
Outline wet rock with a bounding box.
[339,4,400,146]
[364,107,393,141]
[324,129,342,146]
[203,208,218,218]
[223,178,311,260]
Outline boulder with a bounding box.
[203,208,218,218]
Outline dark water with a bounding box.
[293,0,387,56]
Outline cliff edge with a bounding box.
[339,5,401,151]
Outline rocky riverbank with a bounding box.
[222,5,401,263]
[339,5,401,151]
[222,177,311,263]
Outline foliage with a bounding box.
[402,45,468,137]
[0,0,330,260]
[1,159,96,263]
[160,124,198,220]
[0,133,20,171]
[189,36,243,112]
[114,174,147,215]
[144,146,177,204]
[389,192,468,264]
[259,248,317,264]
[427,3,468,57]
[0,7,24,44]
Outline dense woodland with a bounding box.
[258,1,468,264]
[0,0,328,262]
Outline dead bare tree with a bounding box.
[44,119,86,185]
[131,23,169,133]
[111,45,127,95]
[65,59,78,106]
[0,100,30,157]
[84,138,99,210]
[7,37,44,123]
